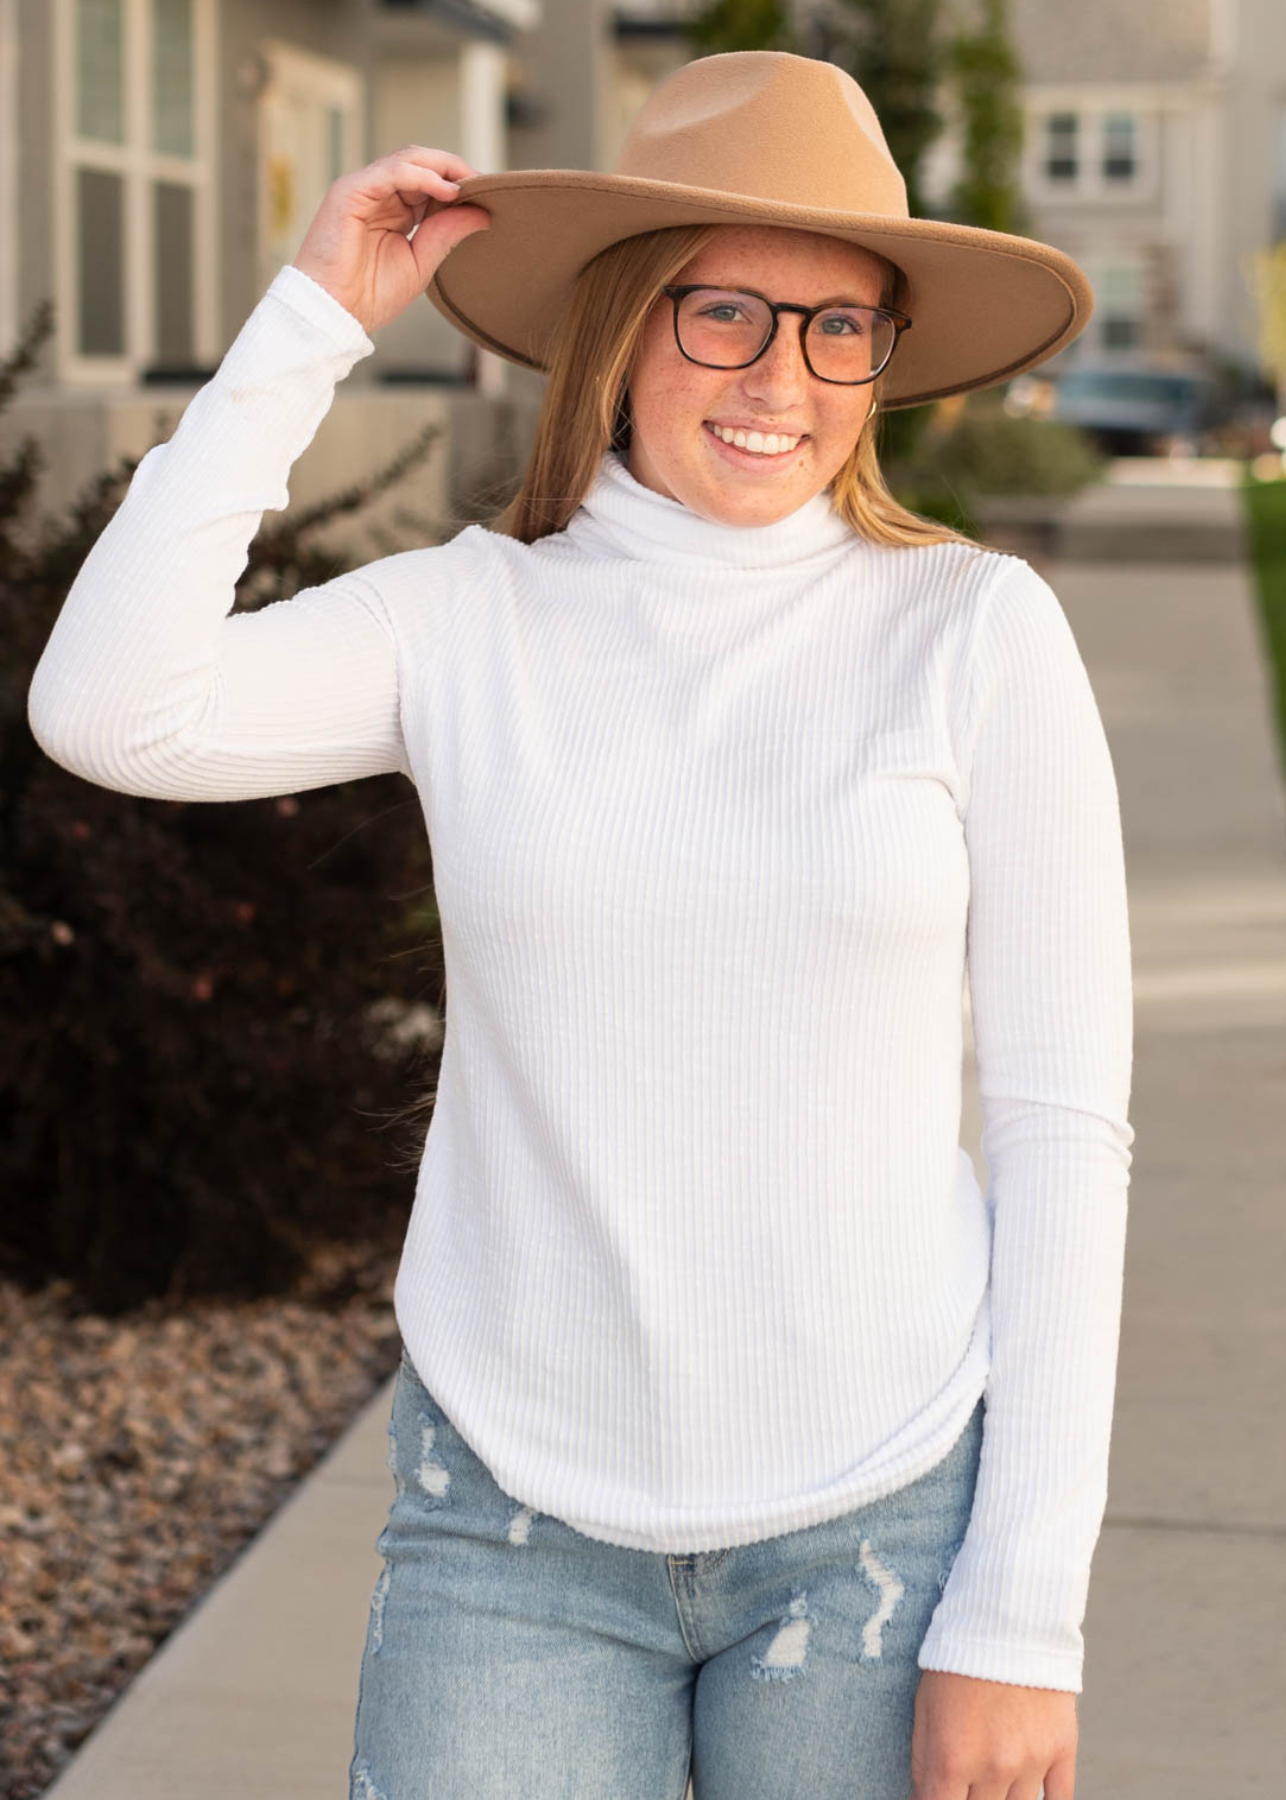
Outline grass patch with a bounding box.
[1240,469,1286,790]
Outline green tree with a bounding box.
[687,0,800,54]
[943,0,1029,233]
[824,0,950,222]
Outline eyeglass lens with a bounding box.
[675,288,896,382]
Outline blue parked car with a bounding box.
[1045,364,1221,456]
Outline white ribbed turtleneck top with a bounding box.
[27,263,1135,1693]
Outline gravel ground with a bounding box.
[0,1243,403,1800]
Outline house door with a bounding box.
[258,38,363,296]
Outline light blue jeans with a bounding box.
[349,1341,985,1800]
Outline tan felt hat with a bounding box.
[422,50,1093,411]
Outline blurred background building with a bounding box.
[1,0,1284,490]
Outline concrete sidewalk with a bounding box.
[1036,553,1286,1798]
[1055,454,1251,561]
[976,452,1251,563]
[42,465,1286,1799]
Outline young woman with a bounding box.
[28,51,1134,1800]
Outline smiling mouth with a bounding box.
[703,420,808,459]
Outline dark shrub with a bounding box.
[2,300,447,1315]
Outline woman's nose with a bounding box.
[739,318,811,399]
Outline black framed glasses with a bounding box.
[661,284,912,386]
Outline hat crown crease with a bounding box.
[613,51,909,219]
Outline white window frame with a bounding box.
[1028,94,1159,205]
[54,0,219,387]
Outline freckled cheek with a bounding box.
[635,381,718,456]
[815,404,871,465]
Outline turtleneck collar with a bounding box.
[561,448,858,570]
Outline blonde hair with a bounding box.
[487,223,995,555]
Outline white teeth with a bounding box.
[708,422,801,455]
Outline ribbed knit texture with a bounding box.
[28,262,1135,1693]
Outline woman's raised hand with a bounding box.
[291,147,491,337]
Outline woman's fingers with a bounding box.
[379,146,480,187]
[387,158,468,213]
[292,146,489,334]
[348,157,474,215]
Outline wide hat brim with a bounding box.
[423,170,1094,410]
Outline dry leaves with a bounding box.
[0,1246,401,1799]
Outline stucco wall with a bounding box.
[15,0,55,382]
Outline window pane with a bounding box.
[77,0,124,144]
[1103,112,1136,182]
[77,166,125,355]
[1103,317,1141,349]
[153,0,194,157]
[1099,265,1142,351]
[1044,112,1077,181]
[1100,265,1141,309]
[154,180,194,363]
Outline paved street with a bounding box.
[1038,509,1286,1798]
[42,466,1286,1799]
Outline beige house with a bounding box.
[923,0,1286,381]
[0,0,542,544]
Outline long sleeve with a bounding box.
[917,558,1135,1692]
[26,263,413,800]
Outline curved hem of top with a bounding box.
[534,1360,989,1556]
[401,1324,991,1558]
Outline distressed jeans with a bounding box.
[349,1342,985,1800]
